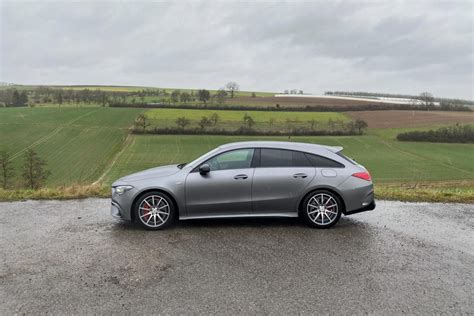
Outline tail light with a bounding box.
[352,171,372,181]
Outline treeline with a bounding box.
[0,82,241,107]
[397,125,474,143]
[110,102,472,112]
[325,90,474,106]
[0,89,29,107]
[132,112,368,136]
[132,127,360,137]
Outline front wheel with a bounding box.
[135,192,176,230]
[301,190,342,228]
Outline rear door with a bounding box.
[251,148,316,213]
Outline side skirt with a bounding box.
[180,212,298,220]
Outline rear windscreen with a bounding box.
[336,152,357,165]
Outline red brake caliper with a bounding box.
[142,204,150,221]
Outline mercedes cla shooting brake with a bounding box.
[111,141,375,230]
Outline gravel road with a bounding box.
[1,199,473,314]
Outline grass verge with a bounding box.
[0,182,472,204]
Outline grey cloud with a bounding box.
[1,0,472,99]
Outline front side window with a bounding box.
[260,148,312,167]
[205,148,255,171]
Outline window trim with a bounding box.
[255,147,345,169]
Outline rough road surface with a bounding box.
[1,199,473,314]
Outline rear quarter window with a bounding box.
[305,153,344,168]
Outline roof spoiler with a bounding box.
[324,145,343,153]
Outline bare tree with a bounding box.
[268,117,276,127]
[354,119,368,134]
[243,113,255,129]
[0,151,14,189]
[215,89,227,105]
[180,92,191,103]
[419,92,435,109]
[197,89,210,105]
[198,116,212,130]
[176,116,190,130]
[171,90,181,104]
[22,149,50,189]
[308,119,317,130]
[225,82,239,98]
[210,113,219,126]
[134,114,150,133]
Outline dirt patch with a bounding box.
[346,110,474,128]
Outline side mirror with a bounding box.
[199,164,210,175]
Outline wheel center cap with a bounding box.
[319,206,325,212]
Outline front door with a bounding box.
[185,148,255,217]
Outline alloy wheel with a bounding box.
[306,193,339,226]
[138,195,170,228]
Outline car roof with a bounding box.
[218,141,342,155]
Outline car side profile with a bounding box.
[111,141,375,230]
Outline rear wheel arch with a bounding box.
[130,188,179,223]
[298,187,346,215]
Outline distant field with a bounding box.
[226,96,390,108]
[347,110,474,128]
[144,108,349,131]
[1,85,274,97]
[0,107,143,186]
[104,132,474,185]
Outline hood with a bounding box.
[114,164,180,184]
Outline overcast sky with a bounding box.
[1,0,473,99]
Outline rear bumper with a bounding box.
[344,200,376,215]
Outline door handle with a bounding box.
[234,174,248,180]
[293,173,308,178]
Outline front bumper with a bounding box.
[111,201,124,219]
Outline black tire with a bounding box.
[134,191,176,230]
[301,190,342,229]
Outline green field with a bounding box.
[0,107,143,186]
[144,108,349,131]
[0,107,473,202]
[104,133,474,185]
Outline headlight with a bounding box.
[113,185,134,195]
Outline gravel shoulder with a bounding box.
[0,199,473,314]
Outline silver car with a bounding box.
[111,141,375,230]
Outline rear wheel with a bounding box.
[301,190,342,228]
[135,192,176,230]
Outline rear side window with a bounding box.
[336,152,357,165]
[260,149,312,167]
[305,153,344,168]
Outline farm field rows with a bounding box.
[104,133,474,185]
[144,108,349,131]
[347,110,474,128]
[0,107,143,186]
